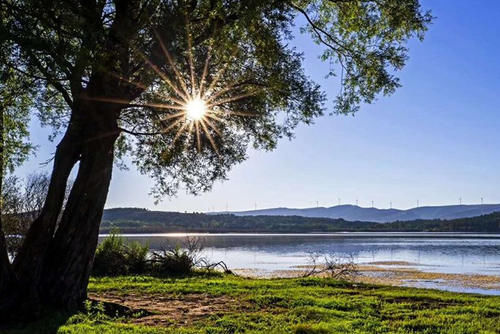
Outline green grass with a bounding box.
[4,274,500,334]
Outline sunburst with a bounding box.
[88,22,260,155]
[185,97,207,121]
[136,27,260,154]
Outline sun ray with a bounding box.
[159,111,186,121]
[107,69,187,106]
[203,46,240,98]
[153,30,191,98]
[195,122,201,153]
[200,119,219,155]
[85,96,187,112]
[84,96,132,105]
[198,45,212,97]
[207,91,258,107]
[161,95,187,106]
[137,26,264,157]
[173,122,188,144]
[228,111,259,117]
[204,81,248,104]
[203,118,223,137]
[141,102,186,110]
[161,118,184,134]
[108,72,148,90]
[205,112,226,124]
[213,109,259,117]
[137,50,189,101]
[185,18,197,94]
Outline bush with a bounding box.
[150,247,197,276]
[93,230,149,276]
[126,241,149,274]
[93,232,226,277]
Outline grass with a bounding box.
[3,273,500,334]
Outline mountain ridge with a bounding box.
[213,204,500,223]
[101,207,500,233]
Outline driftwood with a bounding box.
[302,253,359,279]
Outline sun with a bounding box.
[185,97,207,121]
[92,26,260,155]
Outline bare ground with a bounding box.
[89,292,241,326]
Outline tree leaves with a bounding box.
[1,0,431,198]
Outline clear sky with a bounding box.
[16,0,500,212]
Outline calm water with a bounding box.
[100,233,500,278]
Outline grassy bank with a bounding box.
[5,274,500,334]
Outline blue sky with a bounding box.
[17,0,500,212]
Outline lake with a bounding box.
[100,232,500,295]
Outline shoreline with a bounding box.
[233,261,500,295]
[100,231,500,238]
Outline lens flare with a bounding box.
[96,22,262,155]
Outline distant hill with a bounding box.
[101,208,377,233]
[219,204,500,223]
[101,207,500,233]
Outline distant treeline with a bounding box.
[101,208,500,233]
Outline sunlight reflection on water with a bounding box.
[99,233,500,275]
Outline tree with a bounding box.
[1,173,70,257]
[0,0,431,316]
[0,37,35,312]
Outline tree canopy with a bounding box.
[0,0,432,313]
[1,0,431,197]
[0,41,34,173]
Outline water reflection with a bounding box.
[99,233,500,277]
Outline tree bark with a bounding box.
[10,118,82,311]
[0,227,12,292]
[0,117,82,321]
[1,97,121,315]
[40,106,119,309]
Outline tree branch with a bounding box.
[118,127,165,136]
[27,52,73,107]
[290,2,360,63]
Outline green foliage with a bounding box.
[0,40,35,173]
[295,0,432,115]
[4,275,499,333]
[150,247,197,276]
[93,230,149,277]
[1,0,431,199]
[94,231,206,277]
[126,241,150,275]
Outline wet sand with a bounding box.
[233,261,500,295]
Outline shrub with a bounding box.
[126,241,149,274]
[93,230,149,276]
[93,232,227,277]
[150,247,197,276]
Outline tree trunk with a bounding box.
[9,119,82,314]
[0,227,13,292]
[40,107,119,309]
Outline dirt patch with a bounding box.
[89,292,240,326]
